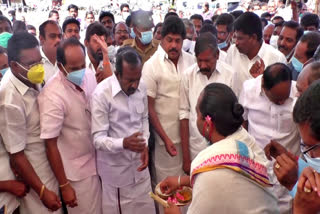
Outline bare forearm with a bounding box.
[10,152,43,195]
[180,176,191,187]
[0,181,10,192]
[180,119,191,161]
[148,97,170,143]
[45,138,68,185]
[102,58,113,78]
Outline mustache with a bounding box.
[169,48,178,53]
[200,69,210,73]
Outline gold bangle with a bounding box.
[39,185,45,200]
[59,181,70,188]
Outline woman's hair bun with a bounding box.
[232,103,244,118]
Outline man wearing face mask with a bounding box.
[289,31,320,81]
[0,32,62,213]
[122,10,159,65]
[38,38,102,214]
[119,3,130,22]
[277,21,304,62]
[0,47,9,82]
[91,47,155,214]
[181,19,196,55]
[85,22,113,83]
[215,13,234,52]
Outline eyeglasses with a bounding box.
[301,141,320,156]
[116,30,128,35]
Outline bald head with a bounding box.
[263,24,274,44]
[296,61,320,96]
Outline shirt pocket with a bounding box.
[135,102,144,114]
[278,113,295,133]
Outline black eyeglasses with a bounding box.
[301,142,320,155]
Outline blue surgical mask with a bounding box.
[0,67,8,77]
[218,40,228,49]
[304,154,320,172]
[130,27,136,39]
[291,56,303,73]
[62,65,85,87]
[139,30,153,45]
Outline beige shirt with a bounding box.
[142,45,196,145]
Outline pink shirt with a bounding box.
[38,69,97,181]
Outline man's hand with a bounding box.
[249,59,265,78]
[95,69,109,83]
[264,140,288,160]
[41,188,62,211]
[274,153,298,190]
[123,132,146,153]
[294,167,320,214]
[160,176,180,195]
[91,34,109,57]
[61,184,78,208]
[164,202,181,214]
[137,147,148,171]
[164,139,177,156]
[6,180,29,197]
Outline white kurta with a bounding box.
[0,73,61,214]
[179,61,234,160]
[91,74,155,214]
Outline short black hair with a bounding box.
[48,9,59,18]
[233,12,262,41]
[99,11,115,23]
[0,15,12,29]
[301,13,319,30]
[261,12,271,19]
[300,31,320,59]
[85,11,94,19]
[161,15,186,39]
[260,18,268,29]
[307,61,320,85]
[164,12,178,21]
[7,32,39,64]
[190,14,203,23]
[115,46,142,76]
[154,22,162,35]
[272,16,284,23]
[62,18,80,33]
[56,37,85,66]
[211,14,220,24]
[113,22,129,35]
[120,3,129,12]
[263,63,292,90]
[203,20,213,25]
[215,13,234,32]
[67,4,78,12]
[85,22,107,41]
[39,20,58,38]
[293,79,320,140]
[230,10,243,20]
[199,83,244,137]
[26,24,36,31]
[195,32,218,57]
[283,21,304,43]
[8,10,15,16]
[199,24,217,38]
[12,20,26,34]
[125,15,132,27]
[275,20,284,28]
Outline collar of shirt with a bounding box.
[40,47,56,67]
[157,44,186,63]
[110,74,141,98]
[9,71,35,95]
[255,75,295,101]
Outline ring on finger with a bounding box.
[275,163,280,169]
[304,187,312,193]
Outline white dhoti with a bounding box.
[67,175,102,214]
[19,175,62,214]
[101,174,155,214]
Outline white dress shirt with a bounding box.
[41,48,58,82]
[179,60,233,160]
[91,74,150,187]
[226,43,287,96]
[142,45,196,146]
[239,75,300,155]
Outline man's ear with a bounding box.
[84,39,89,48]
[39,35,45,46]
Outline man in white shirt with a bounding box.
[91,47,155,214]
[226,12,287,97]
[142,16,196,188]
[38,38,101,214]
[39,20,62,82]
[179,32,233,174]
[0,33,61,213]
[215,13,234,53]
[239,63,300,213]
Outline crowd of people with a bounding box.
[0,0,320,214]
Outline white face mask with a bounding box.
[107,45,116,63]
[270,35,279,49]
[182,39,193,52]
[304,154,320,172]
